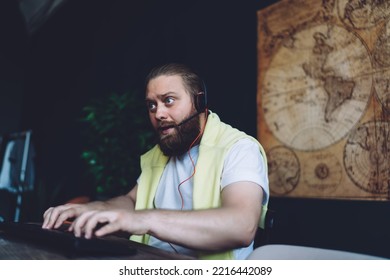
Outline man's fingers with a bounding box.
[42,204,82,229]
[71,210,97,237]
[94,222,119,237]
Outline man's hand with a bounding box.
[42,202,104,229]
[69,209,149,239]
[42,186,138,231]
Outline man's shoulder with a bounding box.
[214,121,259,149]
[204,112,255,147]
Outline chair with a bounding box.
[247,244,385,260]
[0,130,35,222]
[254,208,275,248]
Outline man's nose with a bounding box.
[155,105,168,120]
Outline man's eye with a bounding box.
[147,102,156,111]
[165,97,174,105]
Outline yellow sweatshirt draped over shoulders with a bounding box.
[130,112,268,259]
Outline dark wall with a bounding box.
[0,0,27,135]
[269,197,390,259]
[1,0,389,259]
[2,0,260,214]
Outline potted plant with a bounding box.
[80,91,155,199]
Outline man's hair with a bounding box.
[145,63,204,100]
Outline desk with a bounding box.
[0,231,195,260]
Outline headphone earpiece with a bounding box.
[195,81,208,113]
[195,92,207,112]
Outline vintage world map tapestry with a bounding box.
[257,0,390,200]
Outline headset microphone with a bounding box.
[176,111,201,127]
[163,111,201,130]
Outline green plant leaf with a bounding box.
[80,90,155,198]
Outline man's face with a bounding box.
[146,75,200,156]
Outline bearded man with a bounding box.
[42,63,269,260]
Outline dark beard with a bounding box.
[157,114,201,157]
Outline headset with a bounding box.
[169,78,208,129]
[195,80,208,113]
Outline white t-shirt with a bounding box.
[145,138,269,259]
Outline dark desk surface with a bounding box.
[0,230,195,260]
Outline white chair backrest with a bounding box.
[247,244,385,260]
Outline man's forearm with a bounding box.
[132,182,262,252]
[138,206,259,251]
[103,194,135,211]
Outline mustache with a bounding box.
[157,121,177,131]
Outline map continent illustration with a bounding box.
[257,0,390,200]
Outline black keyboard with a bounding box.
[0,221,137,257]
